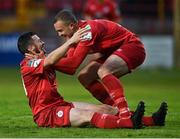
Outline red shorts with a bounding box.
[96,41,145,71]
[34,102,74,128]
[113,41,146,70]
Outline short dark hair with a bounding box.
[54,9,77,25]
[17,32,35,55]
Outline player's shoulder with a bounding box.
[79,20,94,28]
[21,58,42,68]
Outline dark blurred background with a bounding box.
[0,0,179,69]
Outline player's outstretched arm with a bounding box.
[44,28,87,69]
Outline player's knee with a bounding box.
[77,110,94,126]
[97,67,110,79]
[99,104,110,113]
[78,71,87,84]
[70,109,91,127]
[78,75,93,89]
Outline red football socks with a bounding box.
[91,112,133,128]
[142,116,154,126]
[86,80,114,105]
[102,74,131,118]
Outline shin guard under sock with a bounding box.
[86,80,114,105]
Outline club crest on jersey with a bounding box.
[28,59,41,67]
[56,110,64,118]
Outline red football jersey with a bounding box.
[20,58,67,118]
[84,0,121,22]
[54,19,142,74]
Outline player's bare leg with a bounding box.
[72,102,118,115]
[78,55,131,116]
[78,54,147,128]
[70,108,94,127]
[78,61,101,87]
[97,54,129,79]
[69,107,142,128]
[78,61,114,105]
[97,54,132,119]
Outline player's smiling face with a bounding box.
[54,20,76,39]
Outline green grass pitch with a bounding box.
[0,68,180,138]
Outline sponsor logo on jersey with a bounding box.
[28,59,41,67]
[81,24,92,41]
[82,32,92,41]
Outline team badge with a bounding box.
[56,110,64,118]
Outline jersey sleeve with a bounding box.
[53,43,91,75]
[23,59,45,75]
[66,47,75,57]
[53,24,97,75]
